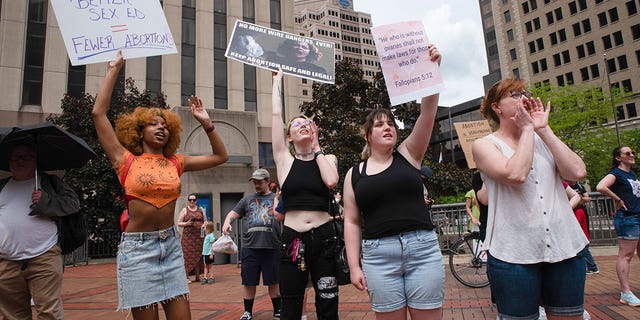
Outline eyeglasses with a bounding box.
[188,199,196,202]
[509,90,532,99]
[623,151,635,156]
[291,119,312,128]
[10,154,36,161]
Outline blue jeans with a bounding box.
[578,245,598,272]
[487,253,585,319]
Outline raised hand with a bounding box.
[526,97,550,130]
[109,50,124,70]
[188,95,211,125]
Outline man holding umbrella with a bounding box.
[0,142,80,319]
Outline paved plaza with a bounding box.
[56,246,639,319]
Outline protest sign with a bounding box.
[453,120,492,168]
[371,21,443,106]
[225,20,335,84]
[51,0,177,66]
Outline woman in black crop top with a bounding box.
[272,69,340,320]
[342,45,445,320]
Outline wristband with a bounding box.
[314,150,325,159]
[204,123,216,133]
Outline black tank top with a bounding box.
[351,152,433,239]
[282,159,330,212]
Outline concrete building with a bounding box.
[478,0,639,129]
[293,0,378,103]
[0,0,302,234]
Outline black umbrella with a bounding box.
[0,122,97,174]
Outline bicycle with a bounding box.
[448,231,489,288]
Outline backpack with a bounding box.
[0,175,87,255]
[119,153,180,231]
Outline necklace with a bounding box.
[295,151,313,157]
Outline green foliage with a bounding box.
[49,78,167,250]
[425,162,474,202]
[529,82,637,186]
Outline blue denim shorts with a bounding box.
[361,229,444,313]
[487,253,585,319]
[117,226,189,310]
[614,212,640,240]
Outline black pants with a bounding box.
[279,222,339,320]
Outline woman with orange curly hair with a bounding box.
[92,51,228,320]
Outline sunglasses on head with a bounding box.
[291,119,312,128]
[509,90,532,99]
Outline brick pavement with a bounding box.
[57,247,639,319]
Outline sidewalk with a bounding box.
[58,246,640,319]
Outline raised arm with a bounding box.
[271,69,294,183]
[398,45,441,166]
[183,96,229,172]
[529,99,586,182]
[92,51,126,167]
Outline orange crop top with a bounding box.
[116,150,184,208]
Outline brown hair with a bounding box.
[204,221,214,233]
[285,114,313,156]
[114,107,182,157]
[480,79,526,126]
[360,108,398,160]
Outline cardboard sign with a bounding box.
[225,20,336,84]
[453,120,492,168]
[372,21,444,106]
[51,0,177,66]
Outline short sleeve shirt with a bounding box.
[233,192,280,249]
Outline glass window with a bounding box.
[540,58,548,71]
[510,48,517,60]
[582,19,591,33]
[270,0,282,29]
[618,55,628,70]
[553,53,561,66]
[529,41,536,54]
[146,56,162,95]
[609,8,619,22]
[244,65,256,112]
[613,31,623,46]
[578,0,587,10]
[627,1,638,16]
[557,75,565,86]
[580,67,589,81]
[530,0,537,10]
[569,1,577,15]
[67,63,86,98]
[576,44,585,58]
[532,61,540,74]
[573,23,582,36]
[626,103,637,118]
[621,79,632,92]
[533,18,541,30]
[526,21,533,33]
[586,41,596,55]
[549,32,558,45]
[632,24,640,40]
[562,50,571,63]
[598,12,608,27]
[536,38,544,50]
[602,35,612,49]
[243,0,255,22]
[522,2,530,14]
[565,72,574,85]
[559,29,567,41]
[606,58,617,73]
[507,29,514,41]
[22,0,47,106]
[555,8,563,20]
[513,68,520,78]
[546,12,554,24]
[590,64,600,78]
[504,10,511,23]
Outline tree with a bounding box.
[50,79,168,254]
[530,82,639,186]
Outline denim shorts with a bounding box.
[487,253,585,319]
[614,212,640,240]
[117,226,189,310]
[361,229,444,313]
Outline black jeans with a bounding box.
[279,222,339,320]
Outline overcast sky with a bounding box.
[352,0,488,107]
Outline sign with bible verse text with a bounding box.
[225,20,335,83]
[50,0,177,66]
[453,120,492,168]
[372,21,444,106]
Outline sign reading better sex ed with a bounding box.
[51,0,177,66]
[372,21,444,106]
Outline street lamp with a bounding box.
[603,53,622,147]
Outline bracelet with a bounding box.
[314,150,325,159]
[204,123,216,133]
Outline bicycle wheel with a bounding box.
[448,232,489,288]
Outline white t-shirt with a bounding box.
[0,178,58,260]
[481,134,587,264]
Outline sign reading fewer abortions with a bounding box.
[371,21,444,106]
[51,0,177,66]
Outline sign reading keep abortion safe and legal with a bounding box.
[51,0,177,66]
[371,21,444,106]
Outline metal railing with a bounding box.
[64,193,620,264]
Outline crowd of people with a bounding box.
[1,43,639,320]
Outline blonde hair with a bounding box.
[114,107,182,157]
[285,114,314,156]
[204,221,214,234]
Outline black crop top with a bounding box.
[281,159,330,212]
[351,151,433,239]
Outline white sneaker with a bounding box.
[538,306,547,320]
[583,310,591,320]
[240,311,252,320]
